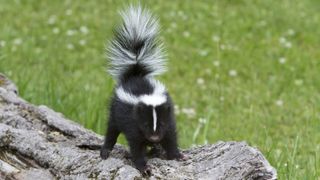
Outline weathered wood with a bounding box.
[0,73,277,179]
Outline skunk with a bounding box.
[100,5,184,175]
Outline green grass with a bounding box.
[0,0,319,179]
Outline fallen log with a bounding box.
[0,73,277,179]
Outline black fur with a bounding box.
[100,6,184,175]
[100,77,183,174]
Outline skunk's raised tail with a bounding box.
[108,6,166,81]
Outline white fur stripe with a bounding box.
[140,94,166,106]
[152,107,157,131]
[147,78,166,95]
[115,86,140,104]
[115,78,167,106]
[115,86,166,106]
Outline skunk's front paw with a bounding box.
[167,152,188,161]
[100,148,110,159]
[138,165,151,177]
[176,153,188,161]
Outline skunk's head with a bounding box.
[134,97,172,143]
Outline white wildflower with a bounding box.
[199,50,208,57]
[182,15,188,20]
[226,44,233,50]
[13,38,22,45]
[84,84,90,91]
[170,22,177,29]
[197,78,205,85]
[166,28,172,33]
[279,37,286,44]
[6,71,12,76]
[204,139,208,145]
[79,39,86,46]
[229,70,237,77]
[178,11,184,17]
[52,27,60,34]
[67,43,74,50]
[213,60,220,67]
[11,46,17,52]
[275,100,283,106]
[220,96,224,102]
[257,20,267,27]
[169,11,175,17]
[279,36,292,48]
[0,40,6,47]
[181,107,196,118]
[80,26,89,34]
[279,57,286,64]
[41,36,47,40]
[287,29,295,36]
[174,105,180,115]
[66,30,76,36]
[35,48,42,54]
[212,35,220,42]
[294,79,303,86]
[47,15,56,25]
[198,118,207,124]
[205,68,212,75]
[66,9,73,16]
[274,149,282,158]
[183,31,190,38]
[284,42,292,48]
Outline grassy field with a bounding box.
[0,0,319,179]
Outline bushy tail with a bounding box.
[108,6,166,81]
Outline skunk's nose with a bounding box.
[149,135,160,142]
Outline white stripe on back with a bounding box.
[115,86,140,104]
[115,78,167,106]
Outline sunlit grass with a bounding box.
[0,0,319,179]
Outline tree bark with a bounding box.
[0,73,277,180]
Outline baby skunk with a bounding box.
[100,5,184,175]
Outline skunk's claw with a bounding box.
[140,165,152,177]
[167,152,188,161]
[177,153,188,161]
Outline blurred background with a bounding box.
[0,0,319,179]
